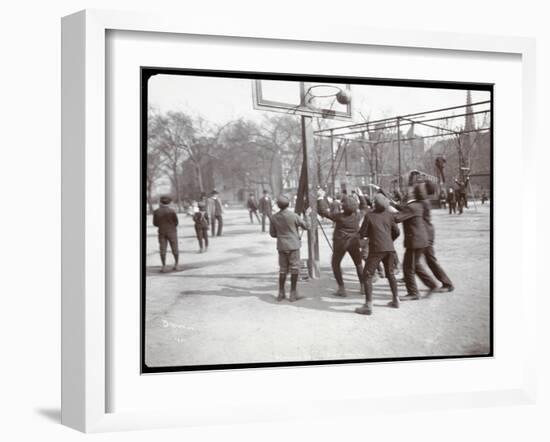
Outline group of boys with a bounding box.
[153,183,455,316]
[443,177,470,214]
[311,182,454,316]
[152,190,225,272]
[247,190,274,232]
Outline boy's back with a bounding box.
[153,205,178,233]
[192,210,209,229]
[269,209,307,251]
[361,210,399,253]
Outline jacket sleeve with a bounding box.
[358,195,371,210]
[297,214,309,230]
[317,198,335,220]
[269,218,277,238]
[393,206,416,223]
[391,220,400,240]
[172,211,179,226]
[152,211,158,227]
[359,214,369,238]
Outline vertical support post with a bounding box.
[397,117,402,193]
[344,141,349,190]
[300,83,320,279]
[330,130,336,197]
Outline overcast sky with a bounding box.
[148,74,491,140]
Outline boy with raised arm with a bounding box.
[317,188,364,297]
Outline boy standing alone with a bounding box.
[153,195,179,273]
[269,195,309,302]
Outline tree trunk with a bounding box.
[146,178,154,214]
[194,161,204,193]
[172,165,181,211]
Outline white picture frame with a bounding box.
[61,9,537,433]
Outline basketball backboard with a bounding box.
[252,79,353,120]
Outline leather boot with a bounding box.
[277,273,286,301]
[335,285,347,297]
[289,274,301,302]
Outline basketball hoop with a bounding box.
[252,80,353,120]
[305,85,352,110]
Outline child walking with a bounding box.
[193,202,210,253]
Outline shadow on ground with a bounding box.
[177,271,412,315]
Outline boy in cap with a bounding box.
[269,194,310,302]
[192,202,210,253]
[317,192,364,297]
[152,195,179,272]
[356,193,401,315]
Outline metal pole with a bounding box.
[300,82,320,279]
[330,129,336,197]
[397,117,402,193]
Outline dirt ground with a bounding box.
[144,203,491,368]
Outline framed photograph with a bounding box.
[62,9,537,432]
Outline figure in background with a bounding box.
[481,190,488,204]
[454,176,470,213]
[152,195,179,273]
[246,193,261,224]
[447,188,457,214]
[208,190,224,236]
[259,190,273,233]
[269,195,310,302]
[193,202,210,253]
[439,189,447,209]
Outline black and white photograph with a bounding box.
[142,69,492,372]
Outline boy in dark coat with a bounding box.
[193,202,210,253]
[152,195,179,272]
[269,195,309,302]
[393,185,438,299]
[318,194,364,297]
[417,182,454,293]
[356,194,401,315]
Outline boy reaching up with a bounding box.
[269,195,310,302]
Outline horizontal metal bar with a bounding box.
[316,100,491,135]
[316,127,490,146]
